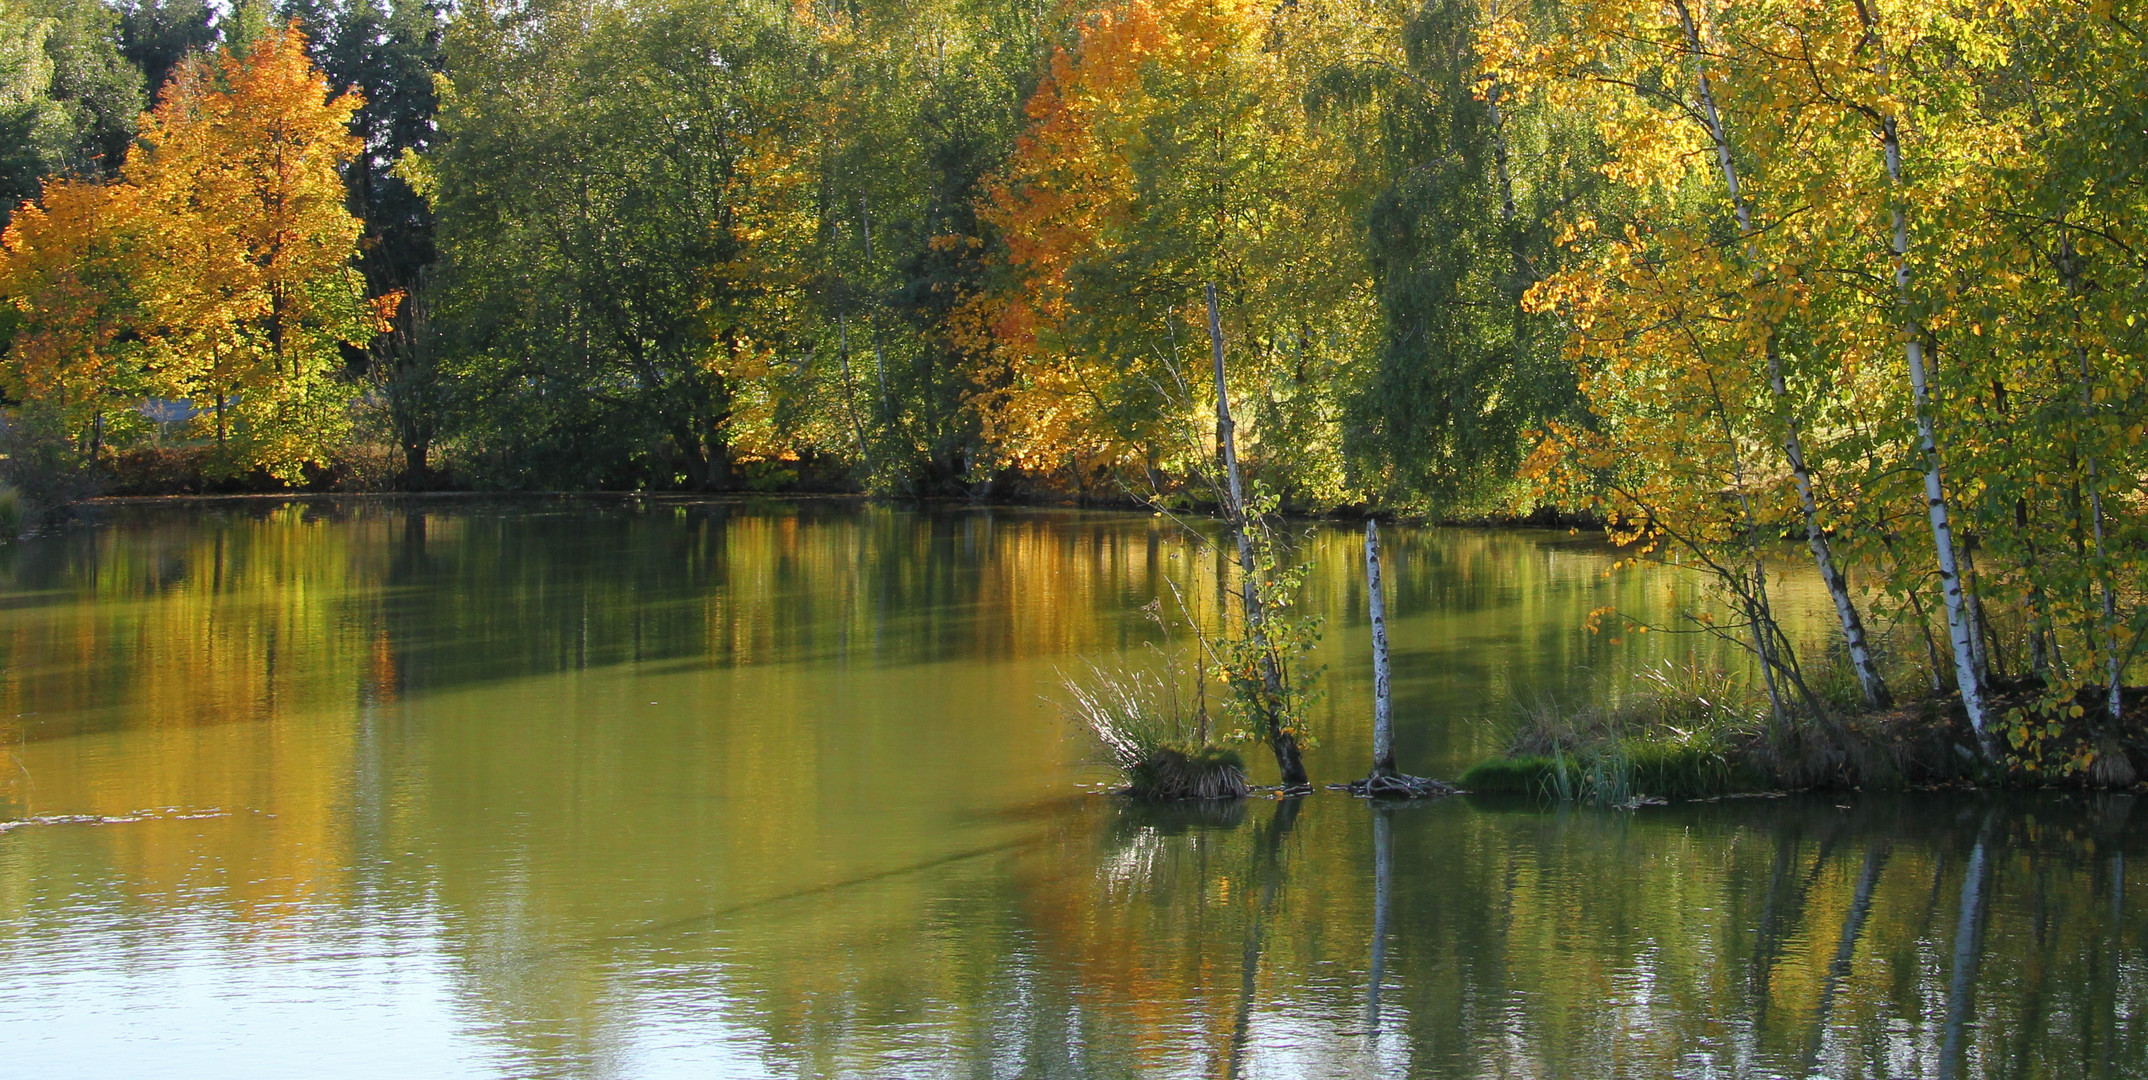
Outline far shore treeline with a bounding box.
[4,0,2148,770]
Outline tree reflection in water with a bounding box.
[0,501,2142,1078]
[1034,793,2145,1080]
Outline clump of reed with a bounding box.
[1065,659,1248,801]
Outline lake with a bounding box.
[0,498,2139,1078]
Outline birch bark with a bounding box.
[1365,520,1395,776]
[1673,0,1891,709]
[1852,4,1992,745]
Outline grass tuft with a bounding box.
[1126,743,1251,800]
[1065,660,1247,800]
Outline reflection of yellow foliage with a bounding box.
[0,504,1911,1071]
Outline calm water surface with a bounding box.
[0,499,2139,1078]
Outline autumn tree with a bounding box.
[1498,0,2148,773]
[283,0,446,485]
[127,23,383,480]
[1339,0,1598,514]
[423,0,820,489]
[0,178,144,452]
[769,0,1042,496]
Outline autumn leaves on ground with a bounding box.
[2,0,2146,792]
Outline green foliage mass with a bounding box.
[1341,0,1593,513]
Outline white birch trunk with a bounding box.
[1484,78,1519,225]
[1674,0,1890,709]
[1845,3,1990,743]
[1883,115,1990,743]
[2091,462,2121,723]
[1207,283,1307,788]
[1365,520,1395,776]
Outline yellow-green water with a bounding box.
[0,498,2138,1078]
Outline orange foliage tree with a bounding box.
[127,23,386,480]
[1,24,381,482]
[0,180,145,454]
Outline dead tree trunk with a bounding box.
[1366,520,1396,778]
[1350,520,1448,798]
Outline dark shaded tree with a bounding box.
[282,0,446,484]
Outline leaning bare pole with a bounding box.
[1347,520,1450,799]
[1206,282,1308,789]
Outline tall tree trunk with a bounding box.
[1484,78,1518,226]
[1852,5,1991,745]
[1365,520,1395,777]
[1675,0,1890,709]
[1887,124,1989,744]
[860,197,893,423]
[1207,282,1307,789]
[837,313,875,480]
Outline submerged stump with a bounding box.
[1339,771,1456,800]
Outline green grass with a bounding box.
[1458,755,1565,794]
[1621,736,1756,800]
[1461,740,1752,802]
[1465,663,1774,803]
[0,485,21,539]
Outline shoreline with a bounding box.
[68,487,1601,531]
[1458,683,2148,801]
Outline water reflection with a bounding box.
[0,500,2139,1077]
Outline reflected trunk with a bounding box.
[1223,796,1301,1079]
[1365,806,1394,1041]
[1939,813,1996,1080]
[1804,843,1887,1074]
